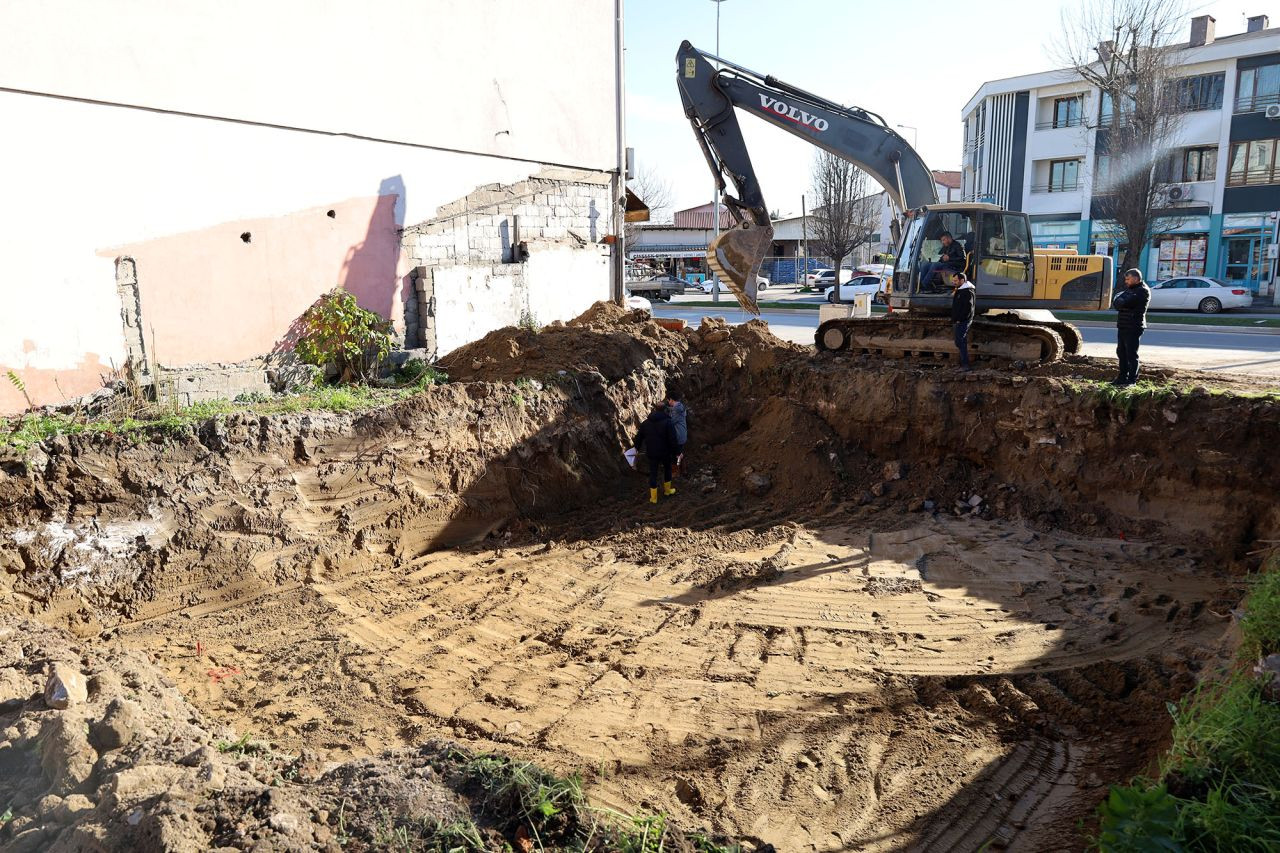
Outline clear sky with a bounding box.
[625,0,1259,217]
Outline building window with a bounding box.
[1183,147,1217,182]
[1227,139,1279,186]
[1095,154,1112,188]
[1236,63,1280,113]
[1048,159,1080,192]
[1169,73,1225,112]
[1053,96,1082,128]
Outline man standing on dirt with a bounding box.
[1112,268,1151,387]
[951,271,976,371]
[633,403,679,504]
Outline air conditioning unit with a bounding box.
[1267,104,1280,119]
[1165,184,1188,202]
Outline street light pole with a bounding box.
[896,124,917,148]
[710,0,727,302]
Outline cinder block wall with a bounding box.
[402,168,613,356]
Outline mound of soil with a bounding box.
[439,303,688,383]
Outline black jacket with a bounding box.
[938,240,967,271]
[1113,283,1151,330]
[951,283,976,324]
[634,409,679,460]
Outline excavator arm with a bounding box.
[676,40,938,313]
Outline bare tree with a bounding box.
[623,167,675,270]
[1060,0,1190,274]
[810,152,878,302]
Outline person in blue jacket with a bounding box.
[666,390,688,467]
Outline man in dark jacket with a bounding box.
[951,271,976,370]
[633,403,679,504]
[1112,268,1151,386]
[920,232,968,291]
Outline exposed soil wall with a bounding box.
[2,303,1278,851]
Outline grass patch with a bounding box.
[1240,567,1280,660]
[1064,378,1280,411]
[0,370,448,454]
[1063,378,1183,411]
[215,731,272,757]
[449,750,741,851]
[1093,558,1280,851]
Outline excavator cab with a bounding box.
[890,204,1034,312]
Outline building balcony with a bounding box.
[1234,92,1280,114]
[1030,182,1082,194]
[1034,116,1085,131]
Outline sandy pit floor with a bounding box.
[110,506,1227,851]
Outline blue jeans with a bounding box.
[954,321,971,368]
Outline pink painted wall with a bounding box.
[103,193,405,366]
[0,346,107,414]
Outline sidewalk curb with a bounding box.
[1069,321,1280,335]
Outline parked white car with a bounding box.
[811,269,855,287]
[625,294,652,311]
[700,274,769,293]
[824,275,887,303]
[1146,276,1252,313]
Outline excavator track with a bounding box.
[815,314,1068,363]
[978,313,1084,356]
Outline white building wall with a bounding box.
[0,0,621,413]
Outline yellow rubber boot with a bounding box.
[649,488,658,504]
[663,481,676,496]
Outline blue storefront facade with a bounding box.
[1031,212,1277,291]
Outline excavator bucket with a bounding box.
[706,221,773,315]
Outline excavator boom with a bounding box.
[676,41,937,312]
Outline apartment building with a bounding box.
[962,13,1280,298]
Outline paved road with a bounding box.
[652,305,1280,378]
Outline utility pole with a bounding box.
[801,194,809,285]
[709,0,727,302]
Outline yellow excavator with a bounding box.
[676,41,1113,362]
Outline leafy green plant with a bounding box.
[295,288,394,382]
[1094,785,1181,852]
[518,309,542,333]
[6,370,34,410]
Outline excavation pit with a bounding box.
[2,304,1278,851]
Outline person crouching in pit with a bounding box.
[633,402,679,504]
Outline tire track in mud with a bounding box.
[113,514,1227,851]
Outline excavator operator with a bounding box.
[919,232,967,293]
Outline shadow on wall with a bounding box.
[271,175,408,359]
[338,174,406,321]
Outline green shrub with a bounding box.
[295,289,393,382]
[1094,784,1180,852]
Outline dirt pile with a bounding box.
[2,302,1279,851]
[0,612,454,853]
